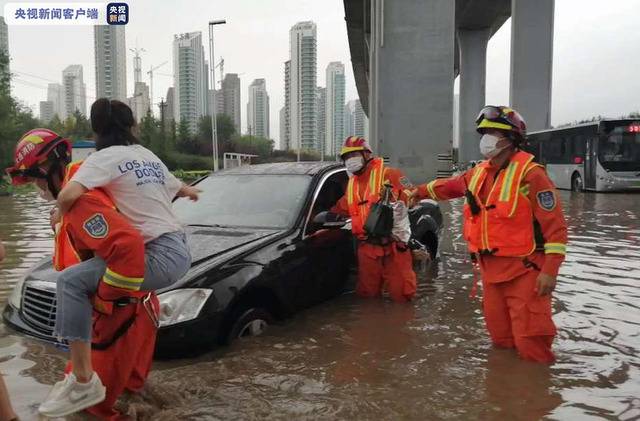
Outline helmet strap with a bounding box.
[46,161,63,199]
[44,142,71,199]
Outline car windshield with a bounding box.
[173,174,311,229]
[599,125,640,172]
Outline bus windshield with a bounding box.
[599,123,640,172]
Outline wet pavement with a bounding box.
[0,191,639,420]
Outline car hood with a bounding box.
[185,225,283,265]
[23,226,284,286]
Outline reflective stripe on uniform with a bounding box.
[103,267,144,291]
[544,243,567,255]
[499,161,519,202]
[468,166,485,195]
[426,180,439,200]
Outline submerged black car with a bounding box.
[3,162,442,357]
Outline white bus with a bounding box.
[526,119,640,192]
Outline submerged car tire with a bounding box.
[226,307,274,343]
[572,173,584,192]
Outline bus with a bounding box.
[525,119,640,192]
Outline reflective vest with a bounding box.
[463,151,541,257]
[53,161,115,272]
[346,158,386,238]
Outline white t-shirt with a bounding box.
[71,145,184,243]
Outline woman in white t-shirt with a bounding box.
[39,98,198,416]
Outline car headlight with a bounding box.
[8,275,26,309]
[158,288,212,327]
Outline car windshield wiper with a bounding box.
[187,223,234,229]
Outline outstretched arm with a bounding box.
[57,181,89,214]
[175,184,201,201]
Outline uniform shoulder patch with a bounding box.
[83,213,109,239]
[536,190,556,211]
[399,176,414,188]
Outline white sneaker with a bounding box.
[38,372,106,418]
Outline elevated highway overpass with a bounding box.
[343,0,554,181]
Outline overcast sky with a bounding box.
[3,0,640,149]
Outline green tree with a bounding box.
[196,114,236,157]
[49,114,64,134]
[68,110,92,140]
[231,135,274,158]
[139,111,160,151]
[0,51,43,169]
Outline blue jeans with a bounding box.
[54,231,191,342]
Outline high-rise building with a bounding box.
[47,83,65,120]
[343,102,354,139]
[173,32,208,135]
[325,62,345,157]
[1,17,9,90]
[40,101,54,123]
[288,22,318,152]
[0,16,8,57]
[247,79,269,138]
[94,25,127,101]
[165,86,175,124]
[207,89,224,119]
[315,87,326,155]
[128,82,150,121]
[344,99,369,139]
[222,73,241,133]
[353,99,368,138]
[279,106,286,150]
[283,60,291,150]
[62,65,87,117]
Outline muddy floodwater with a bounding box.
[0,191,639,420]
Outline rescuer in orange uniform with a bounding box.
[331,136,417,302]
[6,129,159,419]
[413,106,568,363]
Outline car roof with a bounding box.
[215,161,344,176]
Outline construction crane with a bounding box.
[147,61,168,110]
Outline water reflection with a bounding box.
[0,191,637,420]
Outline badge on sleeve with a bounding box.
[399,176,414,189]
[83,213,109,238]
[536,190,556,211]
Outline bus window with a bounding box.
[599,124,640,172]
[546,137,566,164]
[572,135,586,161]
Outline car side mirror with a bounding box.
[313,211,349,229]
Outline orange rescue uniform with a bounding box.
[333,158,417,302]
[415,151,568,363]
[55,162,159,420]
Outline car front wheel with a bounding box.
[227,307,273,342]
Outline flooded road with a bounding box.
[0,191,639,420]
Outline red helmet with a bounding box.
[475,105,527,142]
[5,129,71,185]
[340,136,372,158]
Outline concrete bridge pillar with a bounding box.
[510,0,555,131]
[457,27,491,163]
[369,0,455,182]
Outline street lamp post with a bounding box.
[209,19,226,171]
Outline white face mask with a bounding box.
[345,156,365,174]
[480,134,508,159]
[37,185,55,202]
